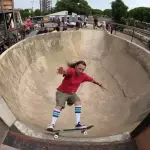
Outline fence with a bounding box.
[108,23,150,50]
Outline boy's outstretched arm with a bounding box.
[92,80,107,91]
[57,67,74,77]
[84,74,107,91]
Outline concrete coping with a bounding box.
[14,121,131,143]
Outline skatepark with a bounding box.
[0,29,150,149]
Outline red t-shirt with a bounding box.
[57,68,94,94]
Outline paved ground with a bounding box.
[114,31,150,51]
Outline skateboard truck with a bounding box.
[51,125,94,139]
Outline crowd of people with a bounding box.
[20,16,117,37]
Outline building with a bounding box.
[0,0,23,54]
[0,0,13,10]
[40,0,52,12]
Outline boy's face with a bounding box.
[75,64,86,75]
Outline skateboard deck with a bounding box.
[45,125,94,138]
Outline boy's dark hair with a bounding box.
[67,60,86,68]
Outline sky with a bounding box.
[14,0,150,10]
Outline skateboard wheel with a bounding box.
[54,134,59,139]
[81,130,84,133]
[84,131,87,135]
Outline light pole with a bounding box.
[30,0,36,17]
[77,2,82,28]
[77,2,80,17]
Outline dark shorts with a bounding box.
[56,90,80,108]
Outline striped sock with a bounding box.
[51,108,60,125]
[75,106,81,124]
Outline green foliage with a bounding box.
[34,9,42,16]
[91,9,102,16]
[120,17,126,24]
[19,0,150,25]
[55,0,92,16]
[20,9,52,20]
[103,9,112,17]
[111,0,128,23]
[128,7,150,23]
[20,10,31,20]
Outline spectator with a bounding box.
[56,26,60,32]
[110,24,114,34]
[93,17,98,29]
[63,22,67,31]
[52,26,60,33]
[76,21,80,30]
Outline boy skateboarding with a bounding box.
[47,60,106,131]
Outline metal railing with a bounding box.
[108,23,150,50]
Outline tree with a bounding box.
[103,9,112,17]
[34,9,42,16]
[92,9,102,16]
[128,7,150,23]
[20,9,31,20]
[111,0,128,23]
[42,11,50,16]
[55,0,92,16]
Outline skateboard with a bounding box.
[45,125,94,139]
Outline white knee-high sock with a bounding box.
[75,106,81,124]
[50,108,60,126]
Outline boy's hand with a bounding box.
[99,84,107,91]
[57,67,65,74]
